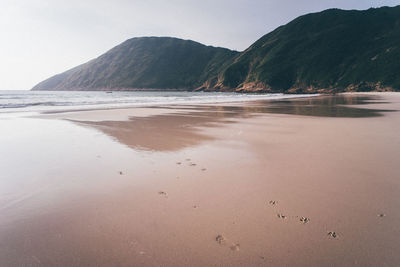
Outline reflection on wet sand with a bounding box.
[73,95,394,152]
[248,94,394,117]
[192,94,394,118]
[72,110,247,152]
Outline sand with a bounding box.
[1,93,400,266]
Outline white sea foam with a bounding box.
[0,90,317,115]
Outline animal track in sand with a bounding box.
[269,201,311,225]
[179,158,203,168]
[215,235,240,252]
[269,200,277,206]
[230,243,240,251]
[158,191,168,198]
[216,235,226,244]
[277,213,286,219]
[327,231,337,238]
[299,217,310,224]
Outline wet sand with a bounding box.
[1,93,400,266]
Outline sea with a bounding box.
[0,90,314,115]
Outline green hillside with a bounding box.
[32,37,238,91]
[209,6,400,93]
[33,6,400,92]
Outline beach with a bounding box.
[1,93,400,266]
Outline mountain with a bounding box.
[32,37,238,91]
[32,6,400,93]
[206,6,400,93]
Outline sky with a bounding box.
[0,0,399,90]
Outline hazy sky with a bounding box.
[1,0,399,90]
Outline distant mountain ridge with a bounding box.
[32,37,238,91]
[32,5,400,93]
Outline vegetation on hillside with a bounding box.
[33,6,400,92]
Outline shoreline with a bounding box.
[2,91,399,118]
[1,91,321,116]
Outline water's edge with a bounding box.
[0,90,318,115]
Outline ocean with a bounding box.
[0,90,313,115]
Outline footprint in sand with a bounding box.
[270,202,310,225]
[299,217,310,224]
[216,235,240,252]
[277,213,286,219]
[327,231,337,238]
[216,235,226,244]
[201,168,207,171]
[185,158,191,161]
[158,191,168,198]
[176,162,182,165]
[269,200,277,206]
[190,163,197,166]
[230,243,240,251]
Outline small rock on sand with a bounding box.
[119,171,123,175]
[378,213,386,217]
[269,200,277,206]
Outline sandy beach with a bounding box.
[1,93,400,266]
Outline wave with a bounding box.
[0,91,317,114]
